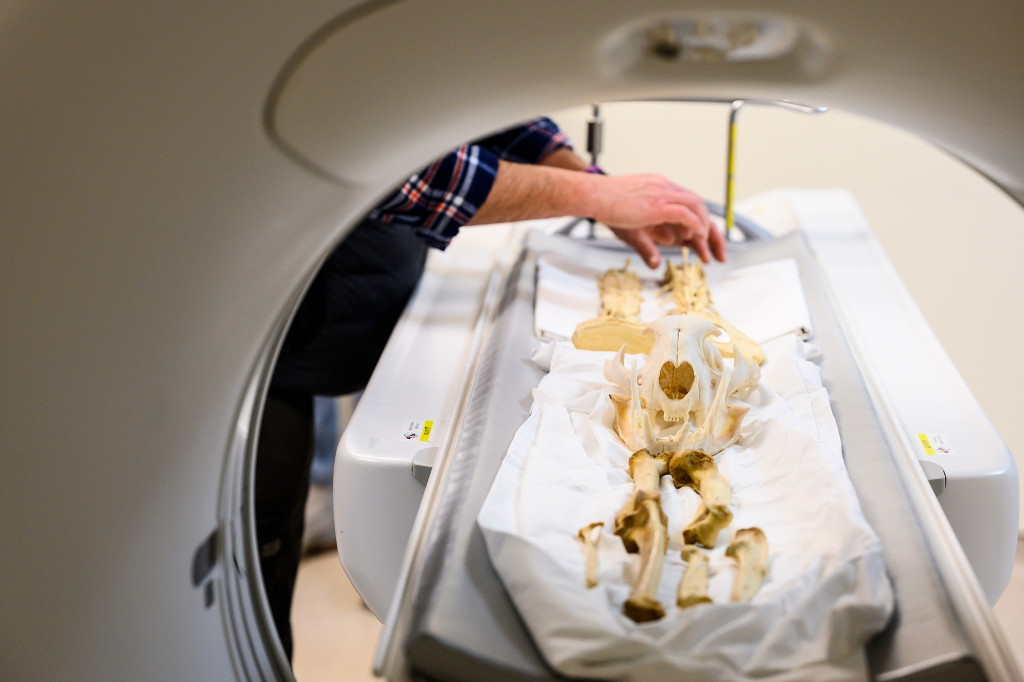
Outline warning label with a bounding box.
[404,420,434,442]
[917,432,956,456]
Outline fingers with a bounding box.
[649,203,706,242]
[708,223,727,263]
[650,224,678,245]
[647,217,712,263]
[690,232,713,264]
[665,187,711,226]
[657,202,724,264]
[612,222,725,268]
[599,173,726,267]
[611,226,661,269]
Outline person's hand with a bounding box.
[609,222,726,269]
[589,174,726,268]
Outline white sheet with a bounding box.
[477,334,894,681]
[534,252,813,344]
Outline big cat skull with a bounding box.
[640,315,723,424]
[605,314,755,456]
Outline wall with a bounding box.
[550,102,1024,531]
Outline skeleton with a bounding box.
[677,546,712,608]
[661,248,766,366]
[604,316,750,615]
[576,522,604,588]
[573,251,766,365]
[614,449,670,622]
[578,257,773,617]
[726,527,770,602]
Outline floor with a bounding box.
[291,538,1024,681]
[291,551,381,682]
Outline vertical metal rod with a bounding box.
[725,99,745,242]
[721,99,827,242]
[586,102,603,239]
[587,102,603,167]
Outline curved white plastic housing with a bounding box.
[269,1,1024,202]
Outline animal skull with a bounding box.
[641,315,721,424]
[605,314,755,456]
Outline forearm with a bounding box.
[466,148,591,225]
[468,161,706,230]
[467,160,595,226]
[466,156,724,266]
[538,146,589,172]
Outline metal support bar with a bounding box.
[724,100,744,241]
[585,102,603,239]
[721,99,829,242]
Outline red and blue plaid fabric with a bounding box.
[370,117,570,249]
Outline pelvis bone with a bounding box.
[607,314,755,456]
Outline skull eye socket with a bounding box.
[659,361,695,399]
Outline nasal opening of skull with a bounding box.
[659,361,695,399]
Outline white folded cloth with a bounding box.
[478,336,893,681]
[534,252,812,344]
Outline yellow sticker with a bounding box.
[917,433,936,455]
[917,432,957,456]
[420,420,433,442]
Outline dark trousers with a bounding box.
[254,218,427,659]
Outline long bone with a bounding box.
[726,527,770,602]
[677,546,713,608]
[614,449,670,622]
[576,522,604,589]
[682,501,734,548]
[672,445,735,549]
[668,450,731,514]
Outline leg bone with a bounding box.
[726,527,769,602]
[669,450,731,515]
[677,545,713,608]
[682,501,733,549]
[576,522,604,588]
[614,449,670,622]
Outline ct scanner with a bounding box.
[2,2,1023,681]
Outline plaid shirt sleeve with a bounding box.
[369,117,571,249]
